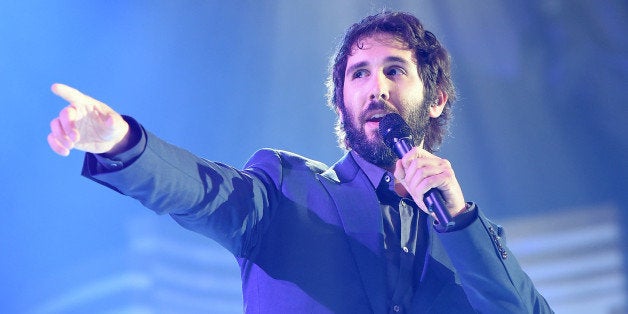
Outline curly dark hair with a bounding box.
[326,11,456,153]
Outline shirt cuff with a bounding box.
[92,115,146,171]
[433,202,478,233]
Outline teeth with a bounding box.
[370,113,385,119]
[367,113,387,121]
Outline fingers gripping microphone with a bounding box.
[379,113,454,230]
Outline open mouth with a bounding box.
[365,113,387,123]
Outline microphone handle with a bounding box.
[392,138,455,230]
[424,188,455,230]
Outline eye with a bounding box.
[385,66,406,77]
[352,69,369,79]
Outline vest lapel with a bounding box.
[319,153,387,314]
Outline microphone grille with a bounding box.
[378,113,412,147]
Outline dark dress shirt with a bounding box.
[352,152,427,313]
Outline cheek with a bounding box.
[343,79,365,101]
[399,87,426,110]
[342,85,353,107]
[342,90,359,117]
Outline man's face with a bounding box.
[340,33,431,168]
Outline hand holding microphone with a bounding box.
[379,113,466,231]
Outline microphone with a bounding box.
[378,113,454,230]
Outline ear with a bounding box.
[429,90,447,118]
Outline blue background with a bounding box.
[1,1,626,313]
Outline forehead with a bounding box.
[353,32,408,50]
[346,33,417,65]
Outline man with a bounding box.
[48,11,552,313]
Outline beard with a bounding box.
[342,99,431,168]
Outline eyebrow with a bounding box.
[345,56,413,76]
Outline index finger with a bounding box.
[416,147,437,158]
[401,147,436,167]
[51,83,85,103]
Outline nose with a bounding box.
[369,72,390,101]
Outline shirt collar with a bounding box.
[350,150,395,190]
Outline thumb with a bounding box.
[102,110,118,130]
[393,159,406,180]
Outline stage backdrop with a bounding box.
[1,1,626,313]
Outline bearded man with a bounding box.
[48,11,552,314]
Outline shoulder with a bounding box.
[244,148,330,175]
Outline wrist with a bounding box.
[102,120,132,157]
[451,202,471,217]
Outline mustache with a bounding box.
[360,100,398,121]
[366,100,391,111]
